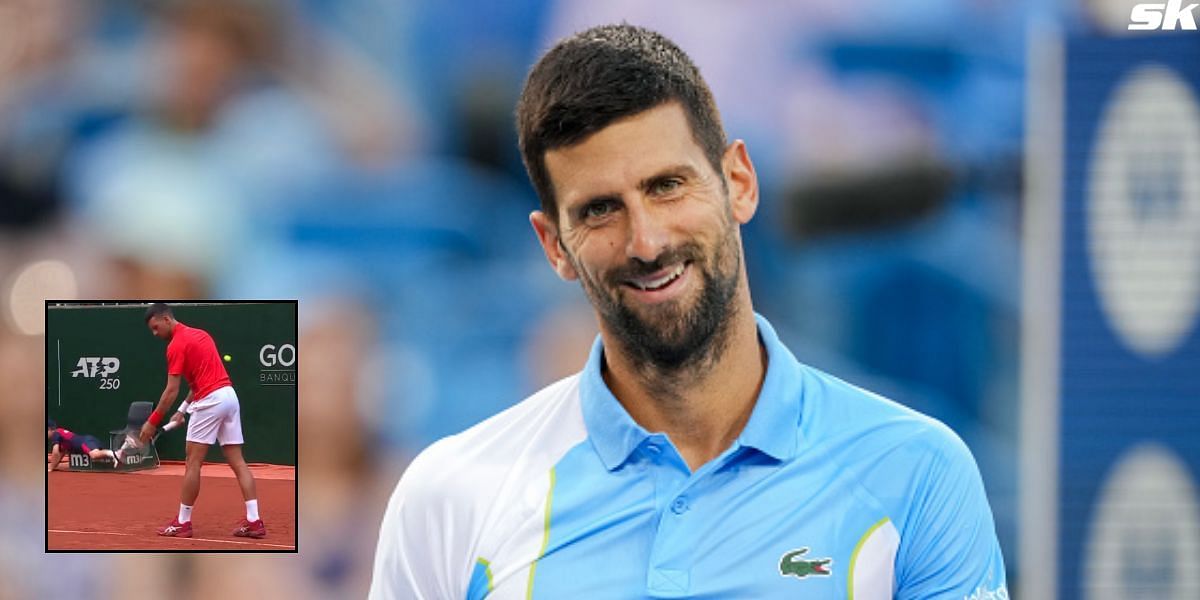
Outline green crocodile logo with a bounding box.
[778,548,833,579]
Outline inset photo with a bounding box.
[45,301,297,552]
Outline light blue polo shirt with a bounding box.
[370,315,1008,600]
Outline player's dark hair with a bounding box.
[48,419,56,430]
[144,303,174,323]
[516,23,727,221]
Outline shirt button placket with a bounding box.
[645,439,693,597]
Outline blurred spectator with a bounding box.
[0,265,110,597]
[0,0,87,229]
[58,0,420,297]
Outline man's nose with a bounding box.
[625,201,669,263]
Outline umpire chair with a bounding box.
[109,401,161,471]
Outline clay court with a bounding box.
[48,461,296,551]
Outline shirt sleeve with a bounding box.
[369,441,470,600]
[894,427,1008,599]
[166,339,185,376]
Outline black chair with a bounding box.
[125,401,153,428]
[111,401,151,438]
[109,401,160,470]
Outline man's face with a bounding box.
[147,315,171,340]
[533,102,757,370]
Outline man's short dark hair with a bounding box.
[144,303,174,323]
[516,24,727,221]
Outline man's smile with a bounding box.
[616,259,697,306]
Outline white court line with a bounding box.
[48,529,295,549]
[49,529,134,536]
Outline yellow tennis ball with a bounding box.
[223,354,232,362]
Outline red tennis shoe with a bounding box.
[233,519,266,539]
[157,518,193,538]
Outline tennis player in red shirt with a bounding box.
[138,303,266,539]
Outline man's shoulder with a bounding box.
[372,376,591,597]
[798,365,984,522]
[169,324,204,343]
[168,325,192,348]
[800,365,971,468]
[397,374,588,508]
[180,323,212,343]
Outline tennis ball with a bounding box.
[223,354,232,362]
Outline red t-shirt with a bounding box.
[167,321,232,400]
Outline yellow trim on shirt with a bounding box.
[848,517,891,600]
[526,467,556,600]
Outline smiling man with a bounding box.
[371,24,1007,599]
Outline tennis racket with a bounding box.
[151,413,185,444]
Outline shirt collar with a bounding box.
[579,313,804,471]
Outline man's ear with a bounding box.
[530,211,579,281]
[723,140,759,224]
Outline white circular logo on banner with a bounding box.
[1084,443,1200,599]
[1088,65,1200,357]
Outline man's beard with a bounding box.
[571,223,742,373]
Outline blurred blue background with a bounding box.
[0,0,1182,597]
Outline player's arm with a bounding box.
[162,389,193,432]
[155,374,183,414]
[165,410,186,432]
[178,389,193,412]
[140,374,182,442]
[893,427,1008,598]
[48,443,62,472]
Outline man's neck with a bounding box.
[600,294,767,472]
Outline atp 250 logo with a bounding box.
[71,356,121,389]
[1129,1,1199,30]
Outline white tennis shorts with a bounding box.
[184,386,244,446]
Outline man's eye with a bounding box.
[583,201,615,220]
[652,178,682,194]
